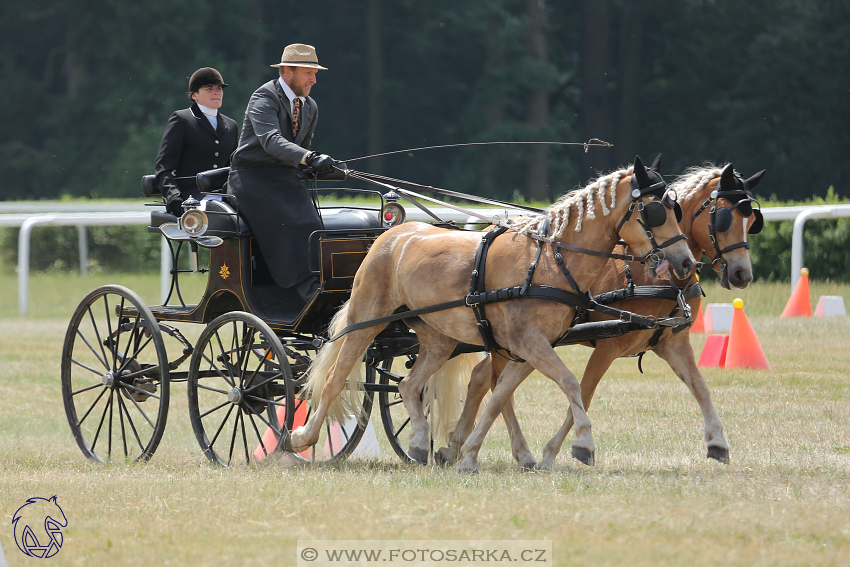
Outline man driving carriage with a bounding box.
[227,43,340,303]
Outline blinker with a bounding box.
[711,198,763,235]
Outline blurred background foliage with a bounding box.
[2,0,849,203]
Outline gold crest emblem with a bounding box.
[219,264,230,279]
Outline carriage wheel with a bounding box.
[61,285,170,462]
[376,356,434,462]
[287,357,375,463]
[187,312,295,467]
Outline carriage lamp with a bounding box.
[179,209,209,237]
[381,192,406,227]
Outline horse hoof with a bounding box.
[571,446,595,466]
[707,446,730,464]
[277,431,294,453]
[434,449,454,467]
[456,464,479,475]
[408,447,429,464]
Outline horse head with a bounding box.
[616,154,696,281]
[676,163,766,289]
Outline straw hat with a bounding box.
[270,43,328,70]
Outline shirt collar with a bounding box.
[278,77,305,115]
[196,103,218,117]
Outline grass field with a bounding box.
[0,273,848,566]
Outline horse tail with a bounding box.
[424,352,487,445]
[301,301,365,425]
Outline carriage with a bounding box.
[61,155,735,468]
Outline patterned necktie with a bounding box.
[292,98,301,136]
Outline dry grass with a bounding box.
[0,275,848,566]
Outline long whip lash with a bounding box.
[342,139,612,163]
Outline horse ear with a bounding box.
[650,153,662,174]
[720,163,736,191]
[746,169,767,191]
[633,155,650,187]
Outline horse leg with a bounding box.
[289,327,382,451]
[653,334,730,463]
[397,325,458,463]
[538,345,617,469]
[488,355,537,470]
[435,356,496,466]
[456,360,534,473]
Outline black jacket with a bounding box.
[154,103,239,203]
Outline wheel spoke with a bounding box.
[209,404,235,447]
[227,406,240,465]
[118,391,128,458]
[108,388,114,459]
[199,400,231,420]
[117,393,146,452]
[242,373,283,395]
[200,350,235,386]
[78,386,108,426]
[248,412,269,457]
[103,295,116,370]
[239,410,250,465]
[117,313,139,374]
[76,328,109,372]
[213,329,236,388]
[85,305,111,370]
[385,398,404,408]
[120,385,156,429]
[116,336,154,377]
[91,390,113,453]
[197,383,232,395]
[243,403,279,433]
[394,416,411,438]
[71,379,105,396]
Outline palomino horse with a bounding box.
[436,163,765,470]
[289,156,696,467]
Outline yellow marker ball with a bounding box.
[733,298,744,309]
[801,267,809,276]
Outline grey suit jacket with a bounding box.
[231,79,318,167]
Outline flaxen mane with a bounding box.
[669,164,726,202]
[512,166,634,237]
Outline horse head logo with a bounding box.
[12,496,67,559]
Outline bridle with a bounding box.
[691,172,764,274]
[614,173,687,267]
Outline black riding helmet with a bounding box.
[187,67,228,98]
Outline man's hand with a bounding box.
[307,153,336,174]
[166,198,183,217]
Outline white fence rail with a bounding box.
[3,203,850,315]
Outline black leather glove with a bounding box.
[307,153,335,174]
[166,198,183,217]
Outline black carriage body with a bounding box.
[140,197,386,336]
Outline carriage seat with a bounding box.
[142,167,231,198]
[318,208,382,231]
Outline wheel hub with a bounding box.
[227,388,243,404]
[102,371,115,388]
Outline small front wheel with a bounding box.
[187,312,294,467]
[61,285,170,462]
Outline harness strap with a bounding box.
[468,226,509,353]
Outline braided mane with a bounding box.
[512,166,634,238]
[669,164,726,202]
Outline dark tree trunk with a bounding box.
[615,0,647,166]
[367,0,384,174]
[580,0,613,181]
[525,0,550,201]
[482,12,506,199]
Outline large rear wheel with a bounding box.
[377,356,435,463]
[61,285,169,462]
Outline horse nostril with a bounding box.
[683,258,693,271]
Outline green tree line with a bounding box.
[2,0,849,202]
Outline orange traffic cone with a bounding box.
[697,334,729,367]
[724,298,770,370]
[781,268,811,317]
[254,398,310,460]
[690,299,706,333]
